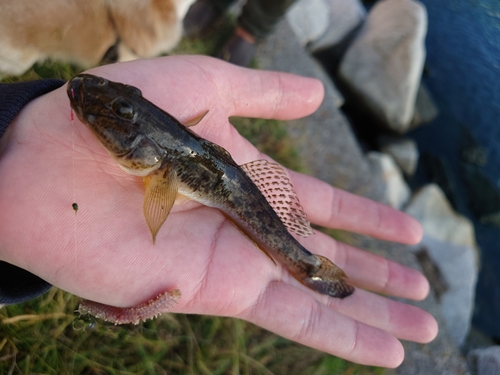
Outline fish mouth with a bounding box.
[67,75,85,116]
[67,74,110,116]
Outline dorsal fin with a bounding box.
[241,160,313,237]
[183,110,209,127]
[209,142,233,160]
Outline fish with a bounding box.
[67,73,354,301]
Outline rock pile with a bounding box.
[468,346,500,375]
[338,0,427,133]
[255,0,493,373]
[406,185,478,346]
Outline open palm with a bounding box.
[0,56,437,367]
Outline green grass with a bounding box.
[0,60,83,83]
[0,21,385,375]
[1,290,382,375]
[230,117,306,173]
[171,16,236,58]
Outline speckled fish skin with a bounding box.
[67,74,354,299]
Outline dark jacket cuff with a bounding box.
[0,78,65,304]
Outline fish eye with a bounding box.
[111,97,135,120]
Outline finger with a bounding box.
[240,282,405,368]
[211,140,423,247]
[191,138,428,301]
[214,66,325,120]
[90,55,324,122]
[290,171,423,244]
[326,288,438,344]
[300,231,429,300]
[167,56,325,120]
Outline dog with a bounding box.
[0,0,195,76]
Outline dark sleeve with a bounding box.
[0,78,65,304]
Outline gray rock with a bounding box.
[308,0,367,52]
[256,19,343,109]
[406,184,479,346]
[411,83,439,128]
[286,0,330,46]
[255,20,388,202]
[349,236,470,375]
[420,153,460,210]
[468,346,500,375]
[464,327,497,354]
[415,236,477,346]
[379,136,419,176]
[338,0,427,133]
[256,19,469,373]
[367,151,411,208]
[406,184,477,248]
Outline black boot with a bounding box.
[217,28,257,67]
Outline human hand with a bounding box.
[0,56,437,367]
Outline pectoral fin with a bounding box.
[241,160,313,237]
[143,163,179,243]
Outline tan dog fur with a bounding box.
[0,0,195,76]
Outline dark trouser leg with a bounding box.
[184,0,235,37]
[238,0,298,40]
[210,0,236,13]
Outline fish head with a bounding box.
[67,74,163,176]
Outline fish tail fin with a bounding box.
[303,255,355,298]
